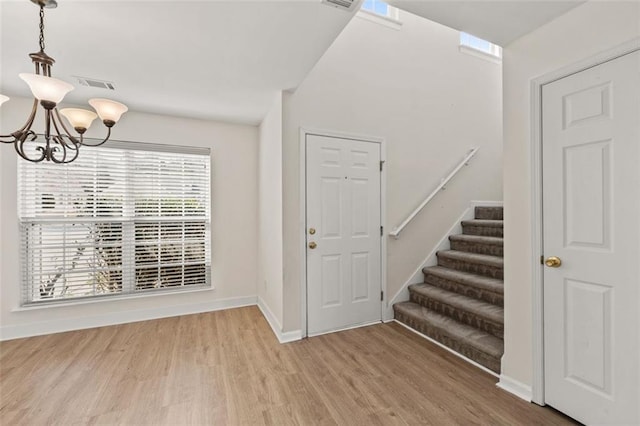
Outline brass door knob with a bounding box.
[545,256,562,268]
[308,242,317,249]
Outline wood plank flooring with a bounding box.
[0,306,577,425]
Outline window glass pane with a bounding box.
[460,32,502,58]
[23,222,124,302]
[362,0,389,17]
[374,1,388,15]
[19,143,211,305]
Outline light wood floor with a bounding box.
[1,306,577,425]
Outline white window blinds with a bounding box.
[19,141,211,305]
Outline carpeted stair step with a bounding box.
[474,206,503,220]
[393,301,503,373]
[437,250,503,279]
[409,284,503,338]
[461,219,503,238]
[423,266,503,306]
[449,234,503,257]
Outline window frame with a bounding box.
[459,32,502,63]
[358,0,402,29]
[18,139,212,307]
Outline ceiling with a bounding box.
[386,0,585,46]
[1,0,588,125]
[0,0,357,125]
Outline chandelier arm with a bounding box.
[49,137,65,163]
[81,127,111,147]
[49,135,78,164]
[15,133,47,163]
[51,110,80,146]
[49,116,80,164]
[55,132,81,154]
[0,99,39,141]
[0,135,17,144]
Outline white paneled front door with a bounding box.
[305,134,382,336]
[542,51,639,425]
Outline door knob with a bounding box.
[308,242,317,249]
[544,256,562,268]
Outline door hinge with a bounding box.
[380,225,383,236]
[380,160,384,171]
[381,291,384,301]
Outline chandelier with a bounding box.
[0,0,128,163]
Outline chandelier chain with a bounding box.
[39,6,45,51]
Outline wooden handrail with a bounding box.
[389,147,480,239]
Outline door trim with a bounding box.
[299,128,387,338]
[529,37,640,405]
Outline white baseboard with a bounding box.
[497,374,533,402]
[0,295,258,341]
[395,320,499,378]
[257,296,302,344]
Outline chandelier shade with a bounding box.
[19,73,74,105]
[60,108,98,132]
[88,98,129,125]
[0,0,127,163]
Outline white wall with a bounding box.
[257,92,284,329]
[281,11,503,331]
[502,1,640,387]
[0,97,259,339]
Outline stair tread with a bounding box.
[474,206,503,220]
[394,301,504,358]
[449,234,503,245]
[409,284,504,324]
[437,250,503,267]
[461,219,504,227]
[423,266,503,294]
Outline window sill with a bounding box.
[356,10,402,30]
[12,285,215,312]
[459,45,502,64]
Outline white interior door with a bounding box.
[306,134,382,336]
[542,51,639,425]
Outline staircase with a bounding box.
[393,206,504,373]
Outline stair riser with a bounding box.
[462,224,504,238]
[437,256,503,279]
[394,308,501,373]
[449,239,504,257]
[474,206,503,220]
[423,273,503,307]
[409,292,503,339]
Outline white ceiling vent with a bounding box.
[321,0,358,12]
[74,76,116,90]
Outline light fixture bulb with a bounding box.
[0,94,9,107]
[60,108,97,132]
[19,73,74,104]
[88,98,128,125]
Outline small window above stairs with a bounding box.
[393,206,504,374]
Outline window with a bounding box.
[360,0,400,21]
[19,140,211,306]
[460,32,502,60]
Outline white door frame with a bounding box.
[529,38,640,405]
[299,128,387,338]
